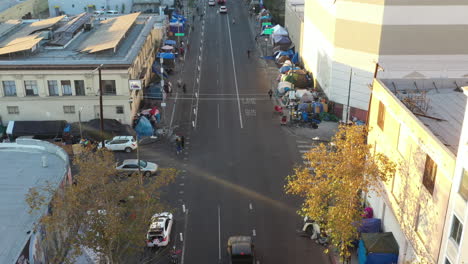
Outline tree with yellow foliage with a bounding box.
[26,150,177,264]
[285,125,396,260]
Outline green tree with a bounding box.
[26,150,177,264]
[285,125,395,260]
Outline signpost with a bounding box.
[263,28,273,35]
[262,22,271,26]
[175,33,185,36]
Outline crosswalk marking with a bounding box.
[299,150,309,153]
[297,145,312,148]
[296,140,308,144]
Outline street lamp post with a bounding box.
[97,64,105,147]
[78,106,84,139]
[345,68,353,123]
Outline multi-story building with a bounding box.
[366,77,467,263]
[301,0,468,122]
[0,13,165,125]
[48,0,133,16]
[439,86,468,264]
[0,139,71,263]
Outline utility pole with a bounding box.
[78,106,83,139]
[345,68,353,123]
[98,64,105,147]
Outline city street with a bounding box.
[116,0,333,263]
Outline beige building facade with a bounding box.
[301,0,468,122]
[366,77,467,263]
[284,0,303,61]
[0,14,165,126]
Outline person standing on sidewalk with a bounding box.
[247,49,251,58]
[182,83,187,93]
[180,136,185,149]
[268,89,273,99]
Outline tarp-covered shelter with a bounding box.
[283,70,311,88]
[358,232,399,264]
[164,39,177,45]
[358,218,382,233]
[277,81,293,94]
[271,25,288,36]
[7,120,67,139]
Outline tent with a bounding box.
[135,116,153,139]
[272,35,291,45]
[277,81,293,94]
[359,218,382,233]
[358,232,399,264]
[284,70,311,88]
[164,40,177,46]
[271,25,288,36]
[157,52,176,59]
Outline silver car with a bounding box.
[116,159,158,177]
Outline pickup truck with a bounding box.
[227,236,255,264]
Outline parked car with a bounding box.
[146,212,173,247]
[208,0,216,6]
[219,6,227,13]
[93,10,105,15]
[217,0,226,4]
[227,236,255,264]
[106,10,120,15]
[98,136,137,153]
[116,159,158,177]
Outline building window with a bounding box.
[74,80,85,96]
[2,81,16,96]
[397,125,410,156]
[450,215,463,245]
[116,106,124,114]
[7,106,19,114]
[63,105,75,114]
[377,101,385,130]
[422,155,437,195]
[102,80,116,95]
[459,169,468,201]
[61,80,72,95]
[24,80,38,96]
[48,80,59,96]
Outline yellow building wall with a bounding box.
[368,79,456,262]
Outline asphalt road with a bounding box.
[168,1,331,263]
[114,1,331,263]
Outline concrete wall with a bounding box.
[48,0,133,16]
[439,89,468,264]
[284,1,303,60]
[367,79,457,263]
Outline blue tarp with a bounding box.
[358,218,382,233]
[292,52,299,64]
[164,40,177,45]
[135,116,153,139]
[276,49,294,58]
[157,52,176,59]
[151,61,168,79]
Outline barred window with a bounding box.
[7,106,19,114]
[63,105,75,114]
[116,106,124,114]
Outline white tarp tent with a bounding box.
[271,25,288,36]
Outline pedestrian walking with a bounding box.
[232,17,235,24]
[268,89,273,99]
[182,83,187,93]
[192,15,195,22]
[180,136,185,149]
[177,79,182,88]
[255,35,258,42]
[175,137,182,154]
[247,49,251,58]
[187,43,190,52]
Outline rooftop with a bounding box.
[0,13,164,68]
[0,139,69,263]
[380,78,467,155]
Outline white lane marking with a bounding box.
[297,145,312,148]
[169,91,178,128]
[180,183,185,186]
[181,209,189,264]
[182,204,186,213]
[180,232,184,242]
[217,104,220,129]
[299,150,309,153]
[192,121,195,128]
[296,140,308,144]
[218,205,221,260]
[226,14,244,129]
[249,202,253,210]
[252,229,256,236]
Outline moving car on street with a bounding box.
[98,136,137,153]
[227,236,255,263]
[219,6,227,13]
[208,0,216,6]
[217,0,226,4]
[116,159,158,177]
[146,212,174,247]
